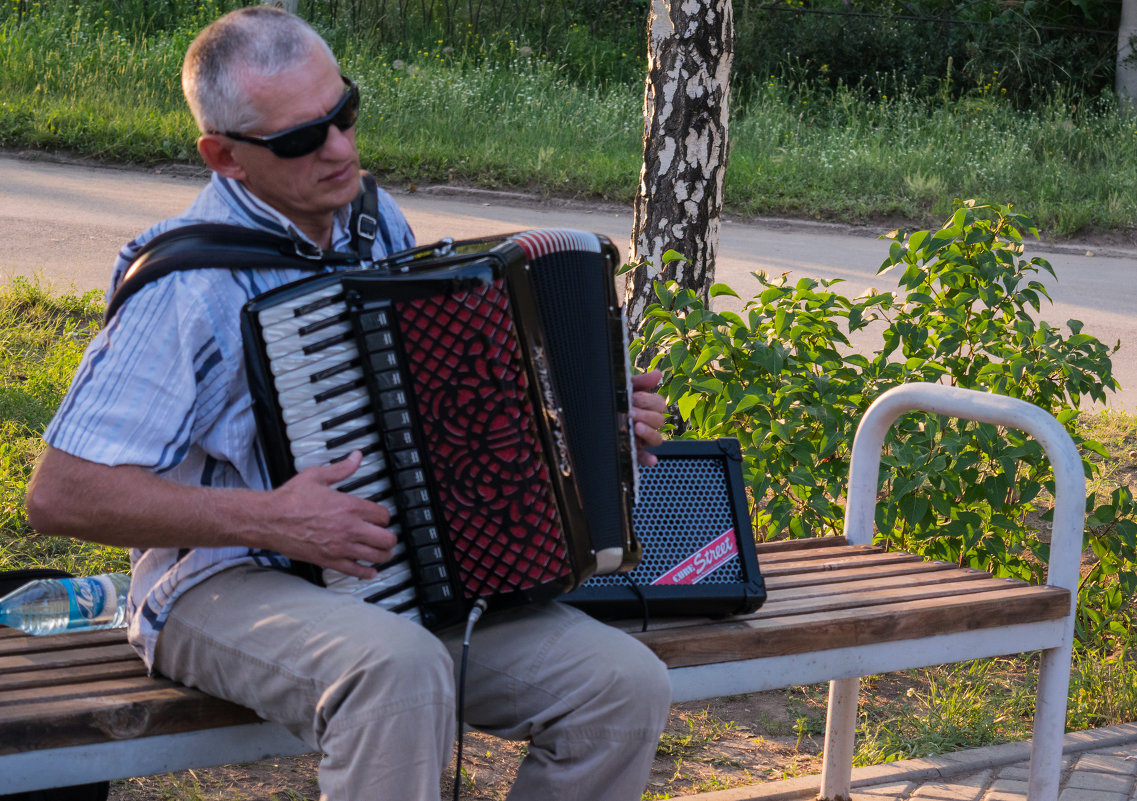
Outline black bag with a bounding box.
[0,569,112,801]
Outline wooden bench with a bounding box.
[0,384,1084,801]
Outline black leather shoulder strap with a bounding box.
[103,172,390,325]
[102,223,350,324]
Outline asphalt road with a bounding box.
[2,152,1134,409]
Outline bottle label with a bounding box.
[66,576,112,627]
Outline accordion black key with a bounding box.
[242,229,639,630]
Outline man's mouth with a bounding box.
[322,164,354,183]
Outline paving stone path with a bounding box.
[677,723,1137,801]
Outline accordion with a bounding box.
[242,229,640,630]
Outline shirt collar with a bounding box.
[212,174,355,254]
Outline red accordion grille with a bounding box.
[394,280,572,599]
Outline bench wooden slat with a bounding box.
[753,536,849,554]
[0,627,126,654]
[0,683,261,754]
[755,543,881,566]
[0,642,138,673]
[0,659,146,692]
[758,569,999,605]
[751,576,1024,619]
[760,549,925,576]
[633,584,1070,668]
[607,568,1054,634]
[764,558,962,590]
[4,674,189,707]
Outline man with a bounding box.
[25,7,671,801]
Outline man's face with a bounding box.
[227,49,362,237]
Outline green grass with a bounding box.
[2,10,1137,237]
[0,277,129,574]
[855,659,1035,764]
[764,650,1137,767]
[341,42,643,195]
[1079,409,1137,496]
[727,79,1137,234]
[656,710,738,757]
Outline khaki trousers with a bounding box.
[154,565,671,801]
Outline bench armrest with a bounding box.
[843,382,1085,605]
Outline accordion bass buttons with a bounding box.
[421,582,455,605]
[370,350,398,373]
[416,544,445,565]
[356,306,390,331]
[351,296,458,614]
[392,449,421,469]
[410,525,440,548]
[404,506,435,528]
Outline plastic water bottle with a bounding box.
[0,572,130,635]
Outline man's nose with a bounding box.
[321,123,357,157]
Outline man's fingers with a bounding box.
[341,494,392,527]
[342,538,393,568]
[631,369,663,392]
[628,370,667,468]
[352,519,399,554]
[310,519,398,576]
[303,449,363,486]
[631,394,667,421]
[326,557,379,580]
[630,390,667,440]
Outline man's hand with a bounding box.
[26,446,395,578]
[630,369,668,466]
[271,450,398,579]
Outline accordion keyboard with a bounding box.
[254,281,457,625]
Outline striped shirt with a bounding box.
[44,172,415,670]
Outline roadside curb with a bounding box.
[669,723,1137,801]
[5,150,1136,260]
[410,182,1137,260]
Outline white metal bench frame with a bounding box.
[666,383,1081,801]
[2,383,1083,801]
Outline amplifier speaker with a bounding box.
[563,438,766,620]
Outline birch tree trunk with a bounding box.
[625,0,733,365]
[1118,0,1137,110]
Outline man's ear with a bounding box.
[197,135,247,180]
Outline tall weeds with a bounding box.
[0,278,126,574]
[3,7,1136,236]
[728,77,1137,233]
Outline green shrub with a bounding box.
[632,199,1134,646]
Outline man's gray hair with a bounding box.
[182,6,338,134]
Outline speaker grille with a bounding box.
[582,456,742,587]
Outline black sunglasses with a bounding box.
[220,77,360,159]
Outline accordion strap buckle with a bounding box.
[291,239,325,261]
[357,213,378,243]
